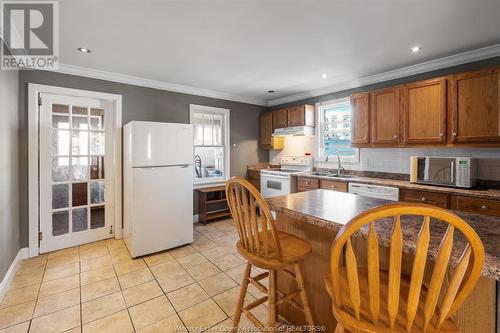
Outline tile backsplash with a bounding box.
[269,136,500,180]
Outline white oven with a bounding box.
[260,172,294,198]
[260,156,313,198]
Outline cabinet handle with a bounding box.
[363,136,367,140]
[481,205,488,211]
[393,134,398,139]
[305,181,309,185]
[331,185,336,188]
[421,197,427,202]
[452,132,457,137]
[439,132,444,137]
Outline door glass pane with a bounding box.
[71,157,88,180]
[52,211,69,236]
[52,104,69,114]
[72,106,87,115]
[52,157,69,181]
[72,116,89,130]
[91,181,105,204]
[52,130,69,155]
[90,132,105,155]
[52,115,69,129]
[91,206,105,229]
[72,208,88,232]
[52,184,69,209]
[90,156,105,179]
[90,108,104,130]
[72,182,88,207]
[71,131,89,155]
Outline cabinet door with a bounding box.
[272,109,288,129]
[370,87,401,144]
[451,69,500,143]
[259,112,273,148]
[287,105,305,126]
[351,93,370,144]
[403,78,447,144]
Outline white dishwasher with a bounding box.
[348,183,399,201]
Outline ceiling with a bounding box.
[57,0,500,105]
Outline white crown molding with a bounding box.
[268,43,500,106]
[38,63,268,106]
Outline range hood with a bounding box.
[272,126,315,137]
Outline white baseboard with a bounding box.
[193,214,199,223]
[0,248,29,302]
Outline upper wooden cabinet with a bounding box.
[370,87,401,144]
[350,93,370,144]
[287,105,315,127]
[403,78,447,144]
[450,69,500,143]
[272,109,288,129]
[260,112,273,148]
[259,112,284,149]
[272,105,315,129]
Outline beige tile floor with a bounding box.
[0,219,292,333]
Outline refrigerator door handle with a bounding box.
[133,164,192,169]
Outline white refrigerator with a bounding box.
[123,121,193,258]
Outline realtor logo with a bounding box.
[1,0,59,70]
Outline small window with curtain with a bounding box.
[317,97,359,163]
[190,105,230,185]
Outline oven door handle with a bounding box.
[261,174,290,180]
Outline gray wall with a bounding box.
[18,70,268,248]
[0,68,20,281]
[271,57,500,109]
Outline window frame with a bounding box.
[189,104,230,187]
[316,97,360,164]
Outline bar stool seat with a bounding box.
[237,231,312,270]
[325,269,457,333]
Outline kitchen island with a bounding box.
[267,190,499,333]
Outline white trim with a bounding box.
[0,248,29,303]
[316,97,359,164]
[190,104,231,186]
[39,63,267,106]
[28,84,122,257]
[193,214,199,223]
[268,43,500,106]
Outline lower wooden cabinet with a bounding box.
[400,189,449,208]
[450,195,500,217]
[297,177,319,192]
[247,169,261,191]
[320,179,348,192]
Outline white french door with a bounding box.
[39,93,115,253]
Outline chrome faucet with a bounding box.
[326,149,343,174]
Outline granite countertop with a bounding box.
[296,172,500,200]
[267,190,500,280]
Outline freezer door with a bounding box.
[129,121,193,167]
[127,164,193,257]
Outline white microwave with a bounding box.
[410,156,477,188]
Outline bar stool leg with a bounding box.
[233,263,252,330]
[268,270,278,329]
[294,263,314,325]
[334,323,345,333]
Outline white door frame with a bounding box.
[28,84,123,258]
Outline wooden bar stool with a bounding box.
[324,203,484,333]
[225,176,315,330]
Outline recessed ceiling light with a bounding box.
[268,90,275,93]
[321,73,328,78]
[410,46,422,53]
[77,47,92,54]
